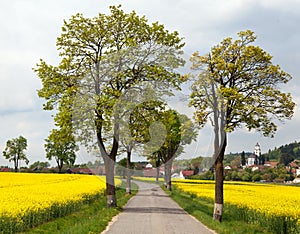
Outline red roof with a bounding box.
[264,161,278,168]
[289,162,299,168]
[181,170,194,177]
[69,167,104,175]
[143,168,156,177]
[0,168,11,172]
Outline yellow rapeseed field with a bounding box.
[173,179,300,233]
[0,172,121,233]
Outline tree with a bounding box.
[150,110,197,190]
[44,129,77,173]
[279,153,294,166]
[3,136,28,172]
[120,99,166,193]
[189,30,295,222]
[34,5,185,207]
[116,158,134,178]
[241,151,246,166]
[29,161,50,171]
[191,156,203,174]
[259,154,265,165]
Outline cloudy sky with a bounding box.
[1,0,300,166]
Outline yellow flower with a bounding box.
[0,173,120,220]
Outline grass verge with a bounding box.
[162,185,273,234]
[23,182,138,234]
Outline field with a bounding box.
[0,172,121,233]
[173,179,300,234]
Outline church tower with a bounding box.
[254,142,261,157]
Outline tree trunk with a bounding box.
[155,157,160,184]
[58,163,62,173]
[213,134,227,222]
[126,151,131,194]
[156,166,160,184]
[165,160,173,191]
[105,157,117,207]
[213,154,224,222]
[14,158,18,172]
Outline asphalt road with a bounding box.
[101,180,216,234]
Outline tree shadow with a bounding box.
[123,207,186,214]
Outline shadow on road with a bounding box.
[123,207,186,214]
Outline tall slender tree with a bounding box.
[189,30,295,222]
[241,151,246,166]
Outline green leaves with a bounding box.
[45,129,78,171]
[3,136,28,171]
[34,5,185,159]
[190,30,295,137]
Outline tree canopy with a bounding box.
[190,30,295,137]
[34,5,185,207]
[148,109,197,190]
[44,129,77,173]
[3,136,28,172]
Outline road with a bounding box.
[101,180,216,234]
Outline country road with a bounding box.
[101,180,216,234]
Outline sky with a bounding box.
[1,0,300,166]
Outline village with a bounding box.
[2,142,299,185]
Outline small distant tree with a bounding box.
[241,151,246,166]
[191,156,203,174]
[29,161,50,171]
[116,158,134,178]
[44,129,77,173]
[279,153,294,166]
[3,136,28,172]
[259,154,266,165]
[150,110,197,191]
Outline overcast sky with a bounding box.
[1,0,300,166]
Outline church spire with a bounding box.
[254,142,261,156]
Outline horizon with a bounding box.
[1,1,300,167]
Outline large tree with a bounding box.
[34,5,185,207]
[3,136,28,172]
[189,30,295,222]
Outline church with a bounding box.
[247,143,265,166]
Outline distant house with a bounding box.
[143,168,157,177]
[172,172,185,179]
[143,163,156,177]
[68,167,104,175]
[293,178,300,184]
[288,160,300,176]
[247,154,257,167]
[181,170,194,178]
[264,161,278,169]
[0,168,11,172]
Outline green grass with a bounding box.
[22,182,137,234]
[162,185,273,234]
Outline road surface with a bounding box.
[101,180,216,234]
